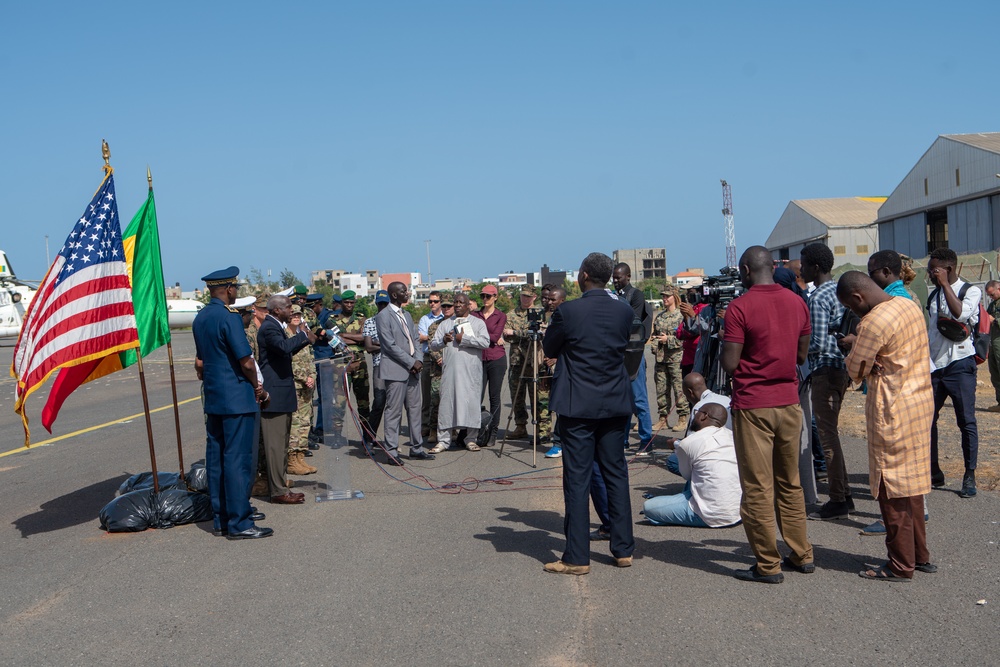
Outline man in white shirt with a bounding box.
[926,248,980,498]
[655,372,730,472]
[642,403,741,528]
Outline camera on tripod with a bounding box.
[701,267,744,306]
[526,309,544,340]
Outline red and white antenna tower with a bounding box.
[720,179,737,268]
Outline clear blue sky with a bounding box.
[4,2,999,289]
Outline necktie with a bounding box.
[398,312,415,355]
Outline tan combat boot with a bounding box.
[287,451,317,475]
[509,424,529,439]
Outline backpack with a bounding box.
[926,284,990,364]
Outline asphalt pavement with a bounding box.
[0,332,997,666]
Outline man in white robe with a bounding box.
[429,293,491,452]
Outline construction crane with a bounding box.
[720,179,737,268]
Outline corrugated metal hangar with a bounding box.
[876,133,1000,259]
[766,197,884,267]
[766,132,1000,267]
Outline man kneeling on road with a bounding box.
[643,403,741,528]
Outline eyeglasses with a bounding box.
[428,299,440,303]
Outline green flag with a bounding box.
[120,190,170,367]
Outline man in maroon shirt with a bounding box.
[722,246,814,584]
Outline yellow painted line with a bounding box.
[0,397,200,459]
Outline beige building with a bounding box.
[613,248,667,281]
[766,197,884,268]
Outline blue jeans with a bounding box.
[665,452,680,476]
[643,482,709,527]
[626,355,653,445]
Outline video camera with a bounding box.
[526,308,543,340]
[701,267,743,306]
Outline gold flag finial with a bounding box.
[147,165,153,191]
[101,139,112,176]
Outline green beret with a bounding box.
[341,290,357,300]
[293,285,308,296]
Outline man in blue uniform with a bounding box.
[193,266,273,540]
[308,293,336,443]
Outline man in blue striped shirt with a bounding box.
[801,244,852,521]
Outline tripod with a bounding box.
[696,303,732,396]
[497,332,545,468]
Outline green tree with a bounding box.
[280,268,302,289]
[637,277,668,300]
[563,278,582,301]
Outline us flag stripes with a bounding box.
[11,174,139,444]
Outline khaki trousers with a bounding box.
[733,405,813,576]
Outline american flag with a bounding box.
[12,174,139,443]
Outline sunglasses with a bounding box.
[442,303,454,308]
[480,293,495,298]
[428,299,440,303]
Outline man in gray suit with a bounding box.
[373,282,436,465]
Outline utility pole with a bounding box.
[424,239,432,285]
[720,180,737,269]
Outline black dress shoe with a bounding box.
[409,450,436,460]
[213,528,227,537]
[308,441,321,450]
[384,454,404,466]
[226,526,274,540]
[303,450,314,457]
[250,511,266,522]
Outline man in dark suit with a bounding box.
[373,282,435,465]
[542,252,636,575]
[258,294,316,503]
[193,266,273,540]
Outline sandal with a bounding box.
[859,564,911,582]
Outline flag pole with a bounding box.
[104,142,161,494]
[149,166,187,483]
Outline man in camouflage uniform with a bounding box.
[331,290,371,425]
[652,285,689,432]
[287,305,318,475]
[504,285,542,439]
[425,294,454,443]
[249,293,271,497]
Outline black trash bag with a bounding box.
[118,471,186,495]
[99,488,157,532]
[185,463,209,494]
[152,489,214,528]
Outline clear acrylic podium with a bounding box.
[314,357,364,502]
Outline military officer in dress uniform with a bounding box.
[307,293,335,444]
[193,267,273,540]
